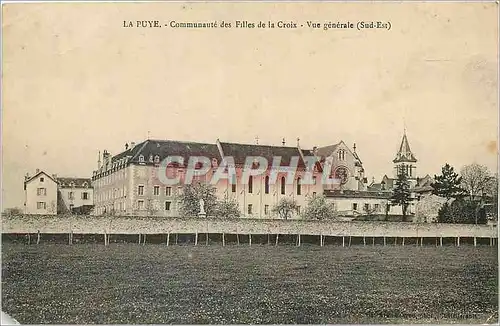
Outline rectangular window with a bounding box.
[165,201,171,211]
[37,188,46,196]
[165,187,172,196]
[264,205,269,215]
[154,186,160,196]
[82,192,89,200]
[364,203,370,211]
[231,174,237,193]
[313,176,317,185]
[248,176,253,194]
[138,200,144,210]
[247,204,253,215]
[37,202,46,209]
[40,177,44,182]
[374,204,380,212]
[296,206,301,214]
[68,192,74,200]
[138,185,144,196]
[69,204,74,211]
[352,203,358,211]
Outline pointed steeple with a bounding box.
[393,131,417,163]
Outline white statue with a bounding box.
[199,198,206,215]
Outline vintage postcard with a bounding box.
[1,1,498,325]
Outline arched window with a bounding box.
[139,155,145,163]
[296,177,302,195]
[265,175,270,194]
[248,176,253,194]
[281,176,286,195]
[154,155,160,163]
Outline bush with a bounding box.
[437,199,486,224]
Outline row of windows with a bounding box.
[95,170,127,185]
[67,191,90,200]
[351,203,388,212]
[136,200,172,211]
[235,176,317,195]
[37,188,89,200]
[137,186,173,197]
[247,204,300,215]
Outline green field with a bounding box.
[1,243,498,324]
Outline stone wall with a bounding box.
[2,215,497,238]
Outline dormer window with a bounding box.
[83,182,88,188]
[154,155,160,163]
[69,182,75,188]
[212,158,218,167]
[139,155,145,163]
[149,155,154,163]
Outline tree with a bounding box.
[272,197,298,220]
[432,163,466,201]
[3,207,23,216]
[461,163,494,200]
[390,170,414,222]
[214,197,241,219]
[145,199,158,216]
[437,199,486,224]
[302,195,337,220]
[178,182,218,217]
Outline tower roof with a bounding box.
[393,132,417,163]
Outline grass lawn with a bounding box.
[1,243,498,324]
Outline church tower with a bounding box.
[393,131,417,185]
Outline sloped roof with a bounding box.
[24,171,57,185]
[315,143,341,158]
[219,142,309,168]
[393,133,417,163]
[112,139,220,165]
[57,177,92,188]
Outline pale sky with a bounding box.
[2,2,498,209]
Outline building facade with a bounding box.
[24,170,93,215]
[91,139,327,218]
[24,170,58,215]
[56,177,94,214]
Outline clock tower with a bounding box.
[393,131,417,186]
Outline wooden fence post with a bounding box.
[420,237,423,247]
[342,236,345,247]
[249,234,252,246]
[275,234,279,246]
[297,234,300,247]
[440,237,443,246]
[166,233,170,246]
[349,236,352,247]
[402,237,405,246]
[457,237,460,247]
[222,233,225,246]
[143,234,146,245]
[383,237,386,246]
[206,233,209,246]
[195,233,198,246]
[474,237,477,247]
[372,237,375,246]
[27,234,31,245]
[138,234,141,244]
[363,236,366,246]
[37,231,41,245]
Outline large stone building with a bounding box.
[91,139,336,218]
[91,133,439,220]
[24,169,93,215]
